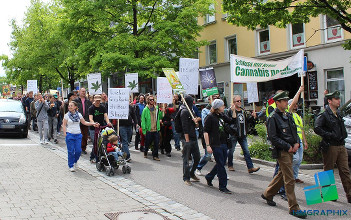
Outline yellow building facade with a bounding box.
[197,0,351,108]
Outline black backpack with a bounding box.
[174,108,183,134]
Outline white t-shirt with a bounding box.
[64,112,83,134]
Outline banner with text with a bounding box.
[230,49,304,83]
[125,73,138,93]
[27,80,38,94]
[157,77,173,104]
[87,73,102,95]
[108,88,130,119]
[199,68,218,97]
[179,58,199,95]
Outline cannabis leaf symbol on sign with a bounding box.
[91,81,101,92]
[128,80,137,91]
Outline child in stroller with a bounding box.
[107,135,126,162]
[96,127,131,176]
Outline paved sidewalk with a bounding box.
[0,131,212,220]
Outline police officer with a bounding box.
[314,91,351,203]
[261,91,307,219]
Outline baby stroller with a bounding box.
[95,126,131,176]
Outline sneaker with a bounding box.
[69,167,75,172]
[184,180,192,186]
[195,169,202,176]
[289,210,307,219]
[166,152,171,157]
[219,188,232,194]
[261,194,276,206]
[126,158,132,163]
[153,157,160,161]
[205,176,213,187]
[248,167,260,174]
[228,166,235,171]
[190,175,200,182]
[40,140,44,144]
[44,140,49,145]
[74,162,78,169]
[54,139,58,144]
[176,147,180,151]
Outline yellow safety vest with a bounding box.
[266,102,276,117]
[292,112,303,140]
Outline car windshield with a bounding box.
[0,101,24,113]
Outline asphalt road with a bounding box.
[1,132,350,220]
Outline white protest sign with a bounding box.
[157,77,173,104]
[125,73,138,93]
[179,58,199,95]
[27,80,38,94]
[230,49,304,82]
[87,73,102,95]
[108,88,130,119]
[247,82,259,103]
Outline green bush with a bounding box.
[248,123,275,162]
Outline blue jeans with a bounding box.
[197,147,212,171]
[109,151,124,161]
[292,141,304,179]
[171,121,180,148]
[145,131,160,158]
[182,140,200,181]
[205,144,228,189]
[120,126,132,159]
[227,136,253,169]
[66,133,82,168]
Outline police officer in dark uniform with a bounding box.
[261,91,307,219]
[314,91,351,203]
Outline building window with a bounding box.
[325,15,342,42]
[225,36,237,61]
[258,29,270,54]
[207,41,217,64]
[326,69,345,105]
[291,23,305,48]
[205,4,215,24]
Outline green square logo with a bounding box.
[304,170,338,205]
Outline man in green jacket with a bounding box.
[141,95,162,161]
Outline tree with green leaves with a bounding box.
[222,0,351,48]
[61,0,213,79]
[1,0,83,91]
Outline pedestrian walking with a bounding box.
[160,104,175,157]
[30,94,38,131]
[314,91,351,204]
[35,93,49,144]
[134,94,146,151]
[261,91,307,219]
[226,95,260,173]
[119,103,137,162]
[203,99,234,194]
[195,94,220,176]
[141,95,162,161]
[47,94,60,143]
[62,101,97,172]
[169,94,181,151]
[75,88,92,154]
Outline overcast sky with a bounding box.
[0,0,49,77]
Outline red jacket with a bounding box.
[106,143,116,153]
